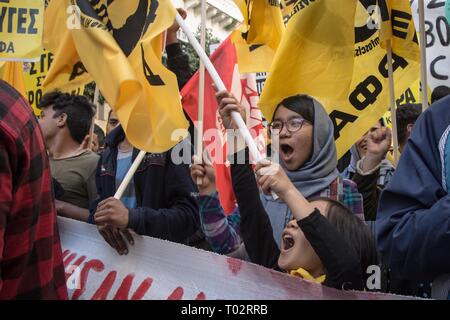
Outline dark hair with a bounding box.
[276,95,315,124]
[94,124,105,148]
[396,104,422,146]
[312,197,379,284]
[38,91,96,144]
[431,85,450,104]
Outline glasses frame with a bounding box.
[268,117,310,135]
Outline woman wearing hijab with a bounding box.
[191,91,364,256]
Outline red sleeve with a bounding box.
[0,139,13,293]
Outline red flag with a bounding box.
[181,37,265,215]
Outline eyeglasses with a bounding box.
[268,117,310,134]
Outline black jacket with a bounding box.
[88,127,199,243]
[230,158,364,290]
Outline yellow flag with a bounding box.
[259,0,420,158]
[231,28,275,73]
[280,0,297,22]
[232,0,285,73]
[0,0,44,61]
[0,61,26,97]
[42,0,92,93]
[239,0,284,50]
[45,0,188,153]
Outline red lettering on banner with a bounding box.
[62,249,70,259]
[167,287,184,300]
[113,273,154,300]
[72,259,104,300]
[63,250,204,300]
[91,271,117,300]
[195,292,206,300]
[63,252,77,268]
[226,257,243,275]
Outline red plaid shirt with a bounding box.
[0,80,67,299]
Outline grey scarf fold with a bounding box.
[261,97,339,247]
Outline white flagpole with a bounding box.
[418,0,429,111]
[114,150,146,199]
[176,13,263,164]
[387,41,400,165]
[195,0,207,185]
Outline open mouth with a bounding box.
[280,143,294,161]
[282,233,295,251]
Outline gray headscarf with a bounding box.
[260,96,339,247]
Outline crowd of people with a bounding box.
[1,12,449,300]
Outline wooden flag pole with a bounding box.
[387,40,400,165]
[195,0,207,185]
[87,86,100,149]
[418,0,429,111]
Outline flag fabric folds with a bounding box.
[181,36,265,215]
[43,0,188,153]
[0,61,27,97]
[231,0,285,73]
[259,0,420,158]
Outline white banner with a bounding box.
[59,217,414,300]
[411,0,450,91]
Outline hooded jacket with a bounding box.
[88,126,199,244]
[376,96,450,288]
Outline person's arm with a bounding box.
[55,200,89,221]
[88,154,104,224]
[197,192,241,254]
[0,140,13,293]
[349,127,392,221]
[127,159,199,243]
[230,151,280,270]
[351,169,380,221]
[166,8,193,89]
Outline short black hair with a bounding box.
[312,197,379,286]
[38,91,96,144]
[396,104,422,146]
[94,124,105,148]
[276,95,315,124]
[431,85,450,104]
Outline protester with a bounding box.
[80,124,106,154]
[106,109,119,135]
[191,92,364,256]
[396,103,422,154]
[234,156,377,289]
[376,95,450,299]
[90,9,200,255]
[0,80,67,299]
[190,156,241,254]
[341,121,394,220]
[93,124,106,154]
[341,121,394,189]
[38,91,99,222]
[90,124,199,254]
